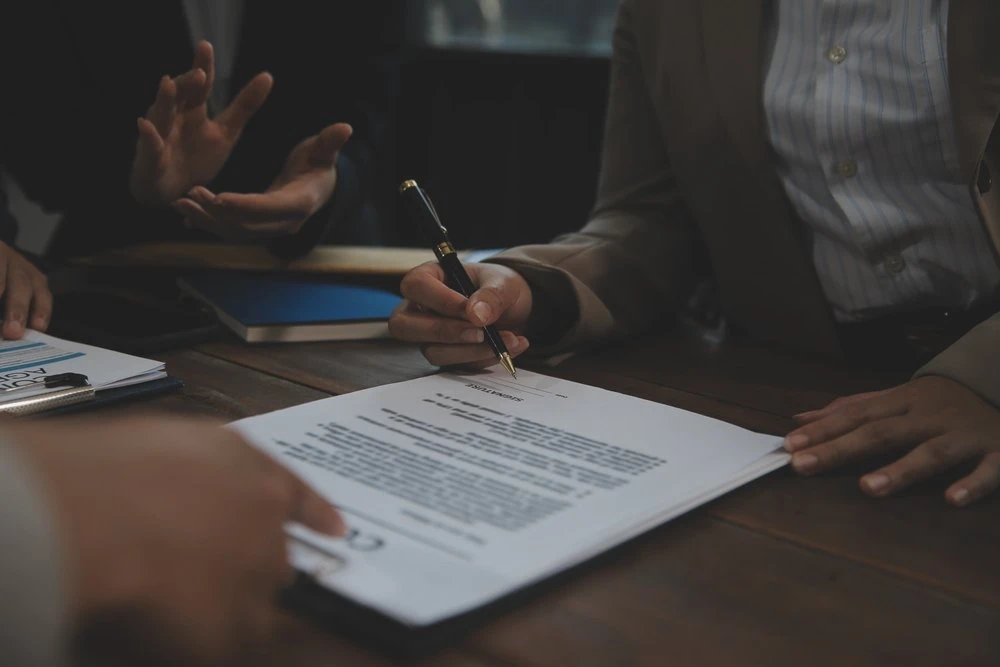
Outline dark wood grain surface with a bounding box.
[126,327,999,666]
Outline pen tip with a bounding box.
[499,353,517,379]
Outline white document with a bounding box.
[0,331,166,401]
[231,368,788,627]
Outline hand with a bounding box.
[0,241,50,339]
[13,415,345,666]
[171,122,352,241]
[131,40,273,206]
[784,376,1000,507]
[389,261,533,369]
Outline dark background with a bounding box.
[2,0,616,255]
[390,0,615,250]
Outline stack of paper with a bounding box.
[0,331,168,411]
[231,367,788,629]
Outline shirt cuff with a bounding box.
[0,443,69,667]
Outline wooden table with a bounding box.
[124,325,999,666]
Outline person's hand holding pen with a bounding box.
[389,261,534,371]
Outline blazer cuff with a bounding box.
[0,443,69,667]
[914,313,1000,407]
[485,247,615,356]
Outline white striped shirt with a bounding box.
[763,0,1000,322]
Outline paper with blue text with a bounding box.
[231,368,788,627]
[0,331,165,402]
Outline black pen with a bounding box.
[399,179,517,378]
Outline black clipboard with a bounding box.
[0,373,183,417]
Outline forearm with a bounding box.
[0,442,70,667]
[487,211,699,354]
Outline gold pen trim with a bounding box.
[434,241,456,258]
[399,179,419,194]
[499,352,517,379]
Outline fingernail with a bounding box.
[501,331,518,348]
[472,302,491,324]
[951,488,970,506]
[792,453,818,473]
[862,473,890,495]
[784,434,809,451]
[461,329,484,344]
[515,336,530,352]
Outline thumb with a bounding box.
[467,268,522,327]
[310,123,353,167]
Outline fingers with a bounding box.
[399,263,467,320]
[173,190,309,241]
[859,435,977,498]
[191,40,215,108]
[217,72,273,136]
[422,332,530,368]
[784,391,909,452]
[29,275,52,331]
[210,189,317,224]
[945,453,1000,507]
[173,68,207,111]
[389,302,486,345]
[789,416,929,475]
[285,475,347,537]
[3,262,35,339]
[793,389,894,424]
[172,198,241,241]
[146,75,177,137]
[310,123,353,167]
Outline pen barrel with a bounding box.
[398,179,510,361]
[481,323,509,356]
[439,253,477,298]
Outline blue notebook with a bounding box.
[178,274,403,343]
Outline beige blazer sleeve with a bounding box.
[0,443,69,667]
[916,313,1000,407]
[487,0,700,353]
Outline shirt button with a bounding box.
[836,160,858,178]
[827,45,847,64]
[884,255,906,274]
